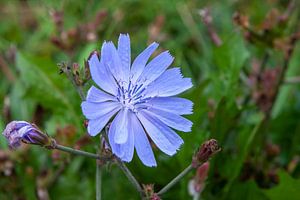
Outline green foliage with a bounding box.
[263,171,300,200]
[213,34,249,99]
[15,52,82,134]
[226,180,268,200]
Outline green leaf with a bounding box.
[209,98,240,142]
[272,44,300,117]
[9,80,36,120]
[225,180,269,200]
[212,34,249,99]
[222,117,264,194]
[15,52,82,132]
[214,34,249,72]
[263,171,300,200]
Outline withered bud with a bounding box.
[50,10,64,29]
[66,28,78,40]
[233,12,249,29]
[72,63,80,75]
[84,120,89,128]
[94,10,108,26]
[51,36,63,49]
[148,14,165,42]
[97,136,113,166]
[198,8,222,46]
[150,194,161,200]
[88,50,100,60]
[84,59,91,81]
[57,62,68,74]
[287,156,300,173]
[72,63,82,86]
[265,143,280,159]
[74,135,92,150]
[142,184,160,200]
[192,139,220,168]
[199,8,212,24]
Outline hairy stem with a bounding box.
[157,164,194,195]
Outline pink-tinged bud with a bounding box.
[2,121,53,149]
[192,139,220,168]
[196,162,210,184]
[188,162,210,198]
[150,194,161,200]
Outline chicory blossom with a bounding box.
[2,121,51,149]
[82,34,193,167]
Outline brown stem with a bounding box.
[199,8,222,46]
[0,55,15,83]
[265,32,298,119]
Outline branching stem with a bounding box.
[157,164,194,195]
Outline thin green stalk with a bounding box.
[157,164,194,195]
[54,144,110,161]
[115,157,144,197]
[96,162,102,200]
[102,132,144,198]
[96,137,103,200]
[284,76,300,84]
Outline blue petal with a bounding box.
[136,51,174,87]
[143,68,192,98]
[86,86,116,103]
[111,109,129,144]
[131,114,157,167]
[138,97,193,115]
[118,34,131,73]
[81,101,121,119]
[102,42,129,84]
[118,112,135,162]
[108,117,124,157]
[119,133,134,162]
[87,106,121,136]
[18,126,31,137]
[14,121,30,130]
[143,108,192,132]
[130,42,159,84]
[137,111,183,156]
[88,53,117,95]
[108,110,134,160]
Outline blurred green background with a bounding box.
[1,0,300,199]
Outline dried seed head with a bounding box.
[192,139,220,168]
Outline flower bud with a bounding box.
[188,162,210,198]
[2,121,53,149]
[192,139,220,168]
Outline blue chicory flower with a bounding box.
[2,121,51,148]
[82,34,193,167]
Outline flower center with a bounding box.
[116,81,147,112]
